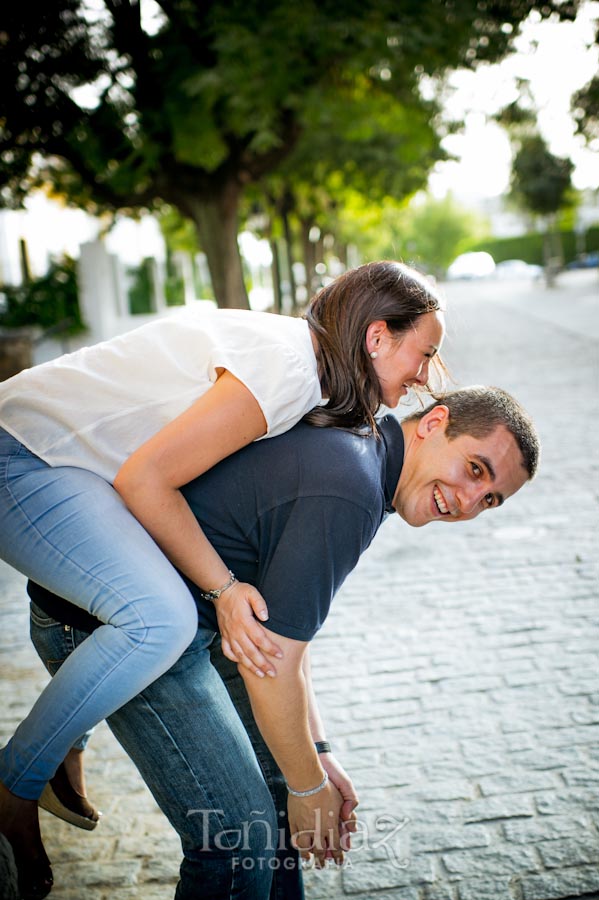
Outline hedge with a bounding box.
[464,226,599,266]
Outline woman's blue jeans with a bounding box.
[29,603,304,900]
[0,428,198,799]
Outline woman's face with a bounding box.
[367,309,445,408]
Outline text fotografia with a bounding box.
[186,808,410,869]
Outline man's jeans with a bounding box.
[29,602,304,900]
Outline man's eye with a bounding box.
[472,463,481,476]
[485,493,494,507]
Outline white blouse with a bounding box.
[0,307,321,482]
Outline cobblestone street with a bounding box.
[1,269,598,899]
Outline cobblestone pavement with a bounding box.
[1,269,597,900]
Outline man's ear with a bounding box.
[415,404,449,438]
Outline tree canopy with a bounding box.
[572,74,599,146]
[511,135,574,218]
[0,0,582,307]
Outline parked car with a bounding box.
[566,253,599,270]
[446,252,495,280]
[494,259,543,281]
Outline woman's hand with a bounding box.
[319,753,359,852]
[288,780,345,868]
[216,580,283,677]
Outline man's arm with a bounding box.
[303,649,359,850]
[238,631,346,866]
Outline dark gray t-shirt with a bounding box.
[28,416,404,642]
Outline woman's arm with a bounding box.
[239,632,346,867]
[113,369,282,676]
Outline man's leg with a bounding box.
[29,603,276,900]
[210,640,305,900]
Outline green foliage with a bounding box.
[0,0,584,305]
[572,74,599,145]
[0,257,85,333]
[126,259,155,315]
[465,226,599,266]
[159,207,201,256]
[397,194,490,276]
[164,253,186,307]
[334,192,488,275]
[0,0,582,215]
[511,135,574,218]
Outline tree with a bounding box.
[572,74,599,146]
[510,135,574,218]
[496,94,576,284]
[396,194,490,278]
[510,134,574,282]
[254,79,447,303]
[0,0,582,307]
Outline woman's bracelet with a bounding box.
[287,771,329,798]
[200,570,238,603]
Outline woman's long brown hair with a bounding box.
[303,261,445,432]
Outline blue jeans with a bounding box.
[29,602,304,900]
[0,428,198,798]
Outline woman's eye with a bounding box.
[485,493,494,507]
[472,463,481,476]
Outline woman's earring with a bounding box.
[370,351,378,359]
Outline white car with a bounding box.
[494,259,543,280]
[446,252,496,280]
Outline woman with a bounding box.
[0,260,445,899]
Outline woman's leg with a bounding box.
[0,432,198,799]
[38,749,101,830]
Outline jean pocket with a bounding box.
[30,602,72,675]
[29,601,60,629]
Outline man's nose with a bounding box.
[458,484,487,516]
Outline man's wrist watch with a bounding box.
[314,740,332,754]
[200,570,237,603]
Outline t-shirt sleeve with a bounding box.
[209,319,321,438]
[253,496,378,641]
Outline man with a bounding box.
[27,386,539,900]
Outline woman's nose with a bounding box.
[414,361,429,385]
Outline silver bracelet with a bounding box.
[200,570,237,603]
[287,770,328,798]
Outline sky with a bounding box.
[428,1,599,201]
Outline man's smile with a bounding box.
[433,485,454,517]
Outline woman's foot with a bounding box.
[38,749,101,831]
[0,781,53,900]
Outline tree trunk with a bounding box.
[188,181,249,309]
[269,238,282,315]
[543,219,562,289]
[281,206,297,312]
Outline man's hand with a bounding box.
[216,581,283,677]
[288,780,345,868]
[319,753,359,852]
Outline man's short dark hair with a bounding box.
[405,386,540,479]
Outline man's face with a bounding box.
[393,407,529,527]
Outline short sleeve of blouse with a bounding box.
[206,310,322,437]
